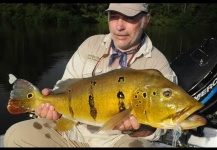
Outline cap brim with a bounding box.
[105,6,141,17]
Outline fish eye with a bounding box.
[163,88,172,98]
[27,93,34,99]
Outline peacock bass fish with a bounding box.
[7,68,206,133]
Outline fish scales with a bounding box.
[67,68,147,125]
[7,68,207,132]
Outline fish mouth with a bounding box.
[177,103,206,130]
[179,114,207,130]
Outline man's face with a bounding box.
[108,11,147,51]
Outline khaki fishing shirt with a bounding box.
[55,33,178,147]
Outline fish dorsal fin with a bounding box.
[53,78,83,94]
[145,69,163,77]
[96,107,132,134]
[55,116,77,132]
[9,74,17,84]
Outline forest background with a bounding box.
[0,3,217,27]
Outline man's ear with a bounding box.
[144,14,151,27]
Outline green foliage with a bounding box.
[0,3,217,26]
[25,4,38,25]
[149,3,217,26]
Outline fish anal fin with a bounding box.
[55,117,77,132]
[96,107,132,134]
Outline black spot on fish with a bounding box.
[91,81,97,85]
[143,93,147,98]
[134,95,138,99]
[117,91,125,99]
[89,95,94,107]
[117,91,126,112]
[135,100,142,107]
[69,107,74,117]
[27,93,33,99]
[118,76,124,82]
[153,91,156,95]
[68,97,74,117]
[68,89,71,93]
[33,121,42,129]
[90,108,97,120]
[119,101,126,112]
[89,95,97,120]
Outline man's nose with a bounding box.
[116,18,125,31]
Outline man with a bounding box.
[4,3,177,147]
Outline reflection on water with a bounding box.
[0,22,217,135]
[0,23,109,135]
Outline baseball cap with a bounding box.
[105,3,149,17]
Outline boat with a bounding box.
[155,37,217,147]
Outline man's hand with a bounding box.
[113,115,140,131]
[34,88,61,121]
[113,115,156,137]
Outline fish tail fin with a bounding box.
[7,74,42,114]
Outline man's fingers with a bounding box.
[42,88,52,96]
[46,105,55,120]
[35,104,44,116]
[113,115,140,131]
[39,103,50,118]
[52,111,60,121]
[113,123,125,131]
[129,116,140,130]
[122,119,133,130]
[34,102,61,121]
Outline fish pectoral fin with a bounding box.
[96,107,132,134]
[55,117,77,132]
